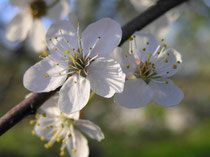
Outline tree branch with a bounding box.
[0,0,188,136]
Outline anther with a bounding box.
[32,130,35,136]
[165,59,168,63]
[124,54,128,59]
[62,139,67,143]
[29,120,35,125]
[173,64,177,69]
[126,65,130,69]
[72,149,77,154]
[44,74,49,78]
[40,136,45,141]
[42,113,46,117]
[177,61,181,64]
[44,144,49,149]
[35,114,39,119]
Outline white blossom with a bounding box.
[129,0,180,38]
[23,17,125,114]
[6,0,70,53]
[31,94,104,157]
[112,32,184,108]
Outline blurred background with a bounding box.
[0,0,210,156]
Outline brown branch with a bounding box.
[0,0,188,136]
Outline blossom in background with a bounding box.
[113,32,184,108]
[129,0,180,38]
[23,17,125,114]
[31,94,104,157]
[6,0,70,53]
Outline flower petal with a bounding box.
[110,47,136,77]
[26,19,46,53]
[46,20,78,62]
[23,57,67,92]
[58,74,90,114]
[87,57,125,98]
[114,78,153,108]
[9,0,32,8]
[6,11,33,42]
[66,130,89,157]
[74,120,104,141]
[34,116,56,141]
[132,32,158,61]
[154,48,182,77]
[47,0,70,20]
[38,94,60,116]
[149,79,184,107]
[82,18,122,57]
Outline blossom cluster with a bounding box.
[6,0,184,156]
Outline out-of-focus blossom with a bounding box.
[31,94,104,157]
[23,17,125,114]
[113,32,184,108]
[129,0,180,38]
[165,107,195,133]
[6,0,70,53]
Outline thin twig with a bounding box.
[0,0,188,136]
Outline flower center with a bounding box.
[30,0,47,18]
[134,57,157,84]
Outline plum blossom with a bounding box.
[23,17,125,114]
[129,0,180,38]
[6,0,70,53]
[113,32,184,108]
[31,94,104,157]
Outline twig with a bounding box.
[0,0,188,136]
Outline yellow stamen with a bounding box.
[44,74,49,78]
[40,136,45,141]
[29,120,35,125]
[32,130,35,136]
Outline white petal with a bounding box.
[46,20,78,62]
[6,11,33,42]
[74,120,104,141]
[58,74,90,114]
[47,0,70,20]
[132,32,158,61]
[149,79,184,107]
[130,0,156,12]
[114,78,153,108]
[87,57,125,98]
[154,48,182,77]
[38,94,60,116]
[23,57,67,92]
[64,112,80,120]
[34,117,56,141]
[111,47,137,77]
[67,130,89,157]
[82,18,122,57]
[26,19,46,53]
[9,0,32,8]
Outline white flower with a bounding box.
[6,0,70,53]
[129,0,180,38]
[112,32,184,108]
[31,94,104,157]
[23,17,125,114]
